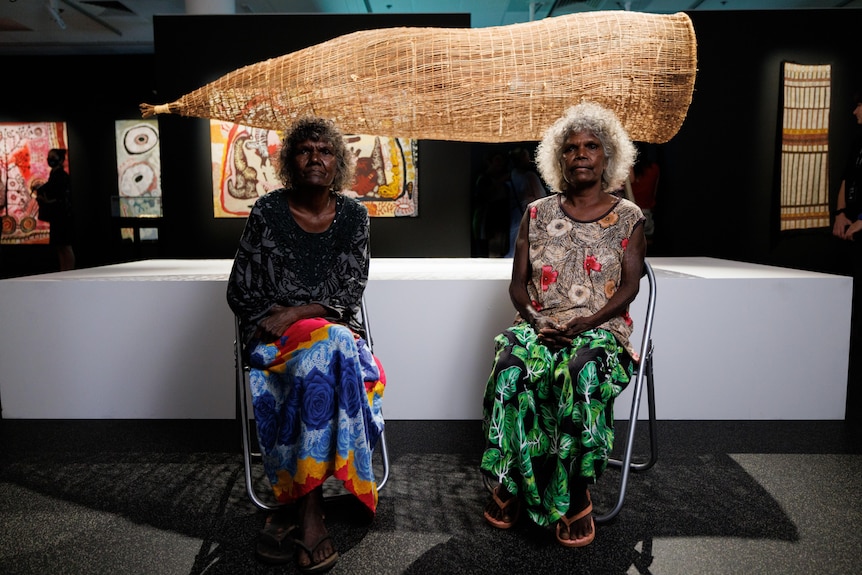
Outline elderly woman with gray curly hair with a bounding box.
[227,116,385,573]
[480,101,646,548]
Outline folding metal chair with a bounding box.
[233,297,390,511]
[594,259,658,524]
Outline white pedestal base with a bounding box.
[0,258,850,420]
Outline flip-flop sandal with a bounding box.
[293,533,339,574]
[555,492,595,548]
[483,486,520,529]
[255,512,298,565]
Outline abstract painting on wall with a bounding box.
[779,62,831,231]
[210,120,418,218]
[210,120,282,217]
[342,134,418,217]
[115,119,162,240]
[0,121,68,245]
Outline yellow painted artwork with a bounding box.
[210,120,418,218]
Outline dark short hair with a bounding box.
[276,117,355,191]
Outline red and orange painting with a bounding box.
[210,120,418,218]
[0,122,68,245]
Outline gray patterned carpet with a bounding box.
[1,419,860,575]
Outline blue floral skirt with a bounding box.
[248,318,386,513]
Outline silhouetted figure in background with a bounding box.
[505,146,547,257]
[831,90,862,420]
[629,142,660,247]
[35,148,75,271]
[473,149,512,257]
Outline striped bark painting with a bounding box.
[780,62,831,230]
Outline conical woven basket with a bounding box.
[142,11,697,143]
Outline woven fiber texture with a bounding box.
[141,11,697,144]
[780,62,831,231]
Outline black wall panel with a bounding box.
[659,10,860,274]
[0,54,158,276]
[2,10,861,279]
[151,13,472,260]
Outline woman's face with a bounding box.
[560,129,606,189]
[291,138,337,190]
[853,103,862,125]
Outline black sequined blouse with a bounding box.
[227,189,370,346]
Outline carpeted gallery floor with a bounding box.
[0,418,860,575]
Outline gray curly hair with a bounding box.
[276,116,356,191]
[535,101,636,194]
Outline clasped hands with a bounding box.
[534,315,592,350]
[255,304,303,342]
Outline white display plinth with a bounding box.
[0,258,851,420]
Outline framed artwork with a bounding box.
[0,121,68,245]
[115,119,162,215]
[341,134,418,217]
[210,120,418,218]
[0,122,69,244]
[779,62,831,231]
[115,119,162,241]
[210,120,282,217]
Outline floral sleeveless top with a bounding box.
[520,194,644,357]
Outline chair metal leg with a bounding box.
[594,345,657,524]
[639,349,659,472]
[360,295,391,493]
[375,429,390,492]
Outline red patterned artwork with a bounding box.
[1,122,68,245]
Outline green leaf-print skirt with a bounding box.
[480,322,635,527]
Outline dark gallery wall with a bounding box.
[1,9,860,279]
[659,10,860,276]
[150,13,473,261]
[0,54,158,277]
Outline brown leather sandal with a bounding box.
[293,533,339,574]
[483,486,521,529]
[255,511,298,565]
[555,491,595,548]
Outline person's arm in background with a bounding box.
[524,170,548,204]
[833,180,862,240]
[833,180,853,239]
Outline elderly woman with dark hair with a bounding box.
[480,101,645,548]
[227,116,385,573]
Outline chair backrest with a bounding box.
[637,260,657,366]
[360,296,375,352]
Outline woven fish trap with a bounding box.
[141,11,697,143]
